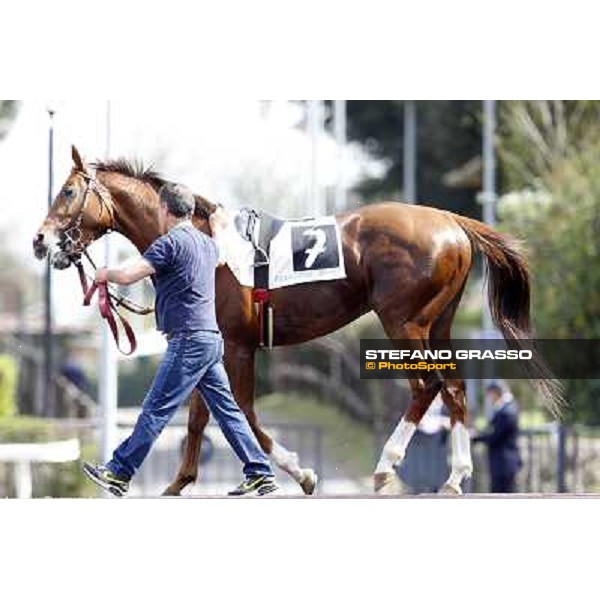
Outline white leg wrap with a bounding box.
[444,422,473,489]
[375,418,416,474]
[270,440,304,482]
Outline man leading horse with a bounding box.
[33,146,562,496]
[82,182,279,497]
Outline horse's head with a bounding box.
[33,145,115,269]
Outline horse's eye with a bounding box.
[63,188,74,200]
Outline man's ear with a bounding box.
[71,145,90,174]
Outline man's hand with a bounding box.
[95,267,109,283]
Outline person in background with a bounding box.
[473,380,523,493]
[60,349,91,395]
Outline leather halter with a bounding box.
[61,169,151,355]
[60,170,116,257]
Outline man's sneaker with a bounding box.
[82,462,130,497]
[228,475,279,497]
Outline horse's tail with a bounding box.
[452,214,564,417]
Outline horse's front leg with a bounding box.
[162,389,209,496]
[225,341,318,495]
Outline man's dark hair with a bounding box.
[159,183,195,218]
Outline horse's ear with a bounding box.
[71,145,88,172]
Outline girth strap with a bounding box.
[251,211,283,349]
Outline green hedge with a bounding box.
[0,415,56,443]
[0,354,17,418]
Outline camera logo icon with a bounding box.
[365,362,376,370]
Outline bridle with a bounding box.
[59,170,116,258]
[58,169,154,355]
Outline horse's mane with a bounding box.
[92,158,216,218]
[92,158,167,190]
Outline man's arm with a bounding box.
[95,258,155,286]
[472,411,514,448]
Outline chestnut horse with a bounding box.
[34,147,561,495]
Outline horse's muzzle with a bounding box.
[33,232,72,269]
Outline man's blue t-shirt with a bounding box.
[143,221,219,334]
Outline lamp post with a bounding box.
[44,107,55,417]
[479,100,499,418]
[403,101,417,203]
[482,100,497,228]
[307,100,324,215]
[481,100,497,334]
[334,100,347,212]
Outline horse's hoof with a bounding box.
[300,469,318,495]
[374,472,400,495]
[438,483,463,496]
[162,475,196,496]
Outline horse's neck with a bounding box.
[101,173,161,253]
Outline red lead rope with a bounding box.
[82,275,138,356]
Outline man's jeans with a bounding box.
[107,330,273,480]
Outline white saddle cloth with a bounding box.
[220,211,346,290]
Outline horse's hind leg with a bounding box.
[373,322,443,494]
[163,389,210,496]
[439,379,472,494]
[430,285,473,495]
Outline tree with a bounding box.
[344,100,482,216]
[497,100,600,189]
[497,126,600,423]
